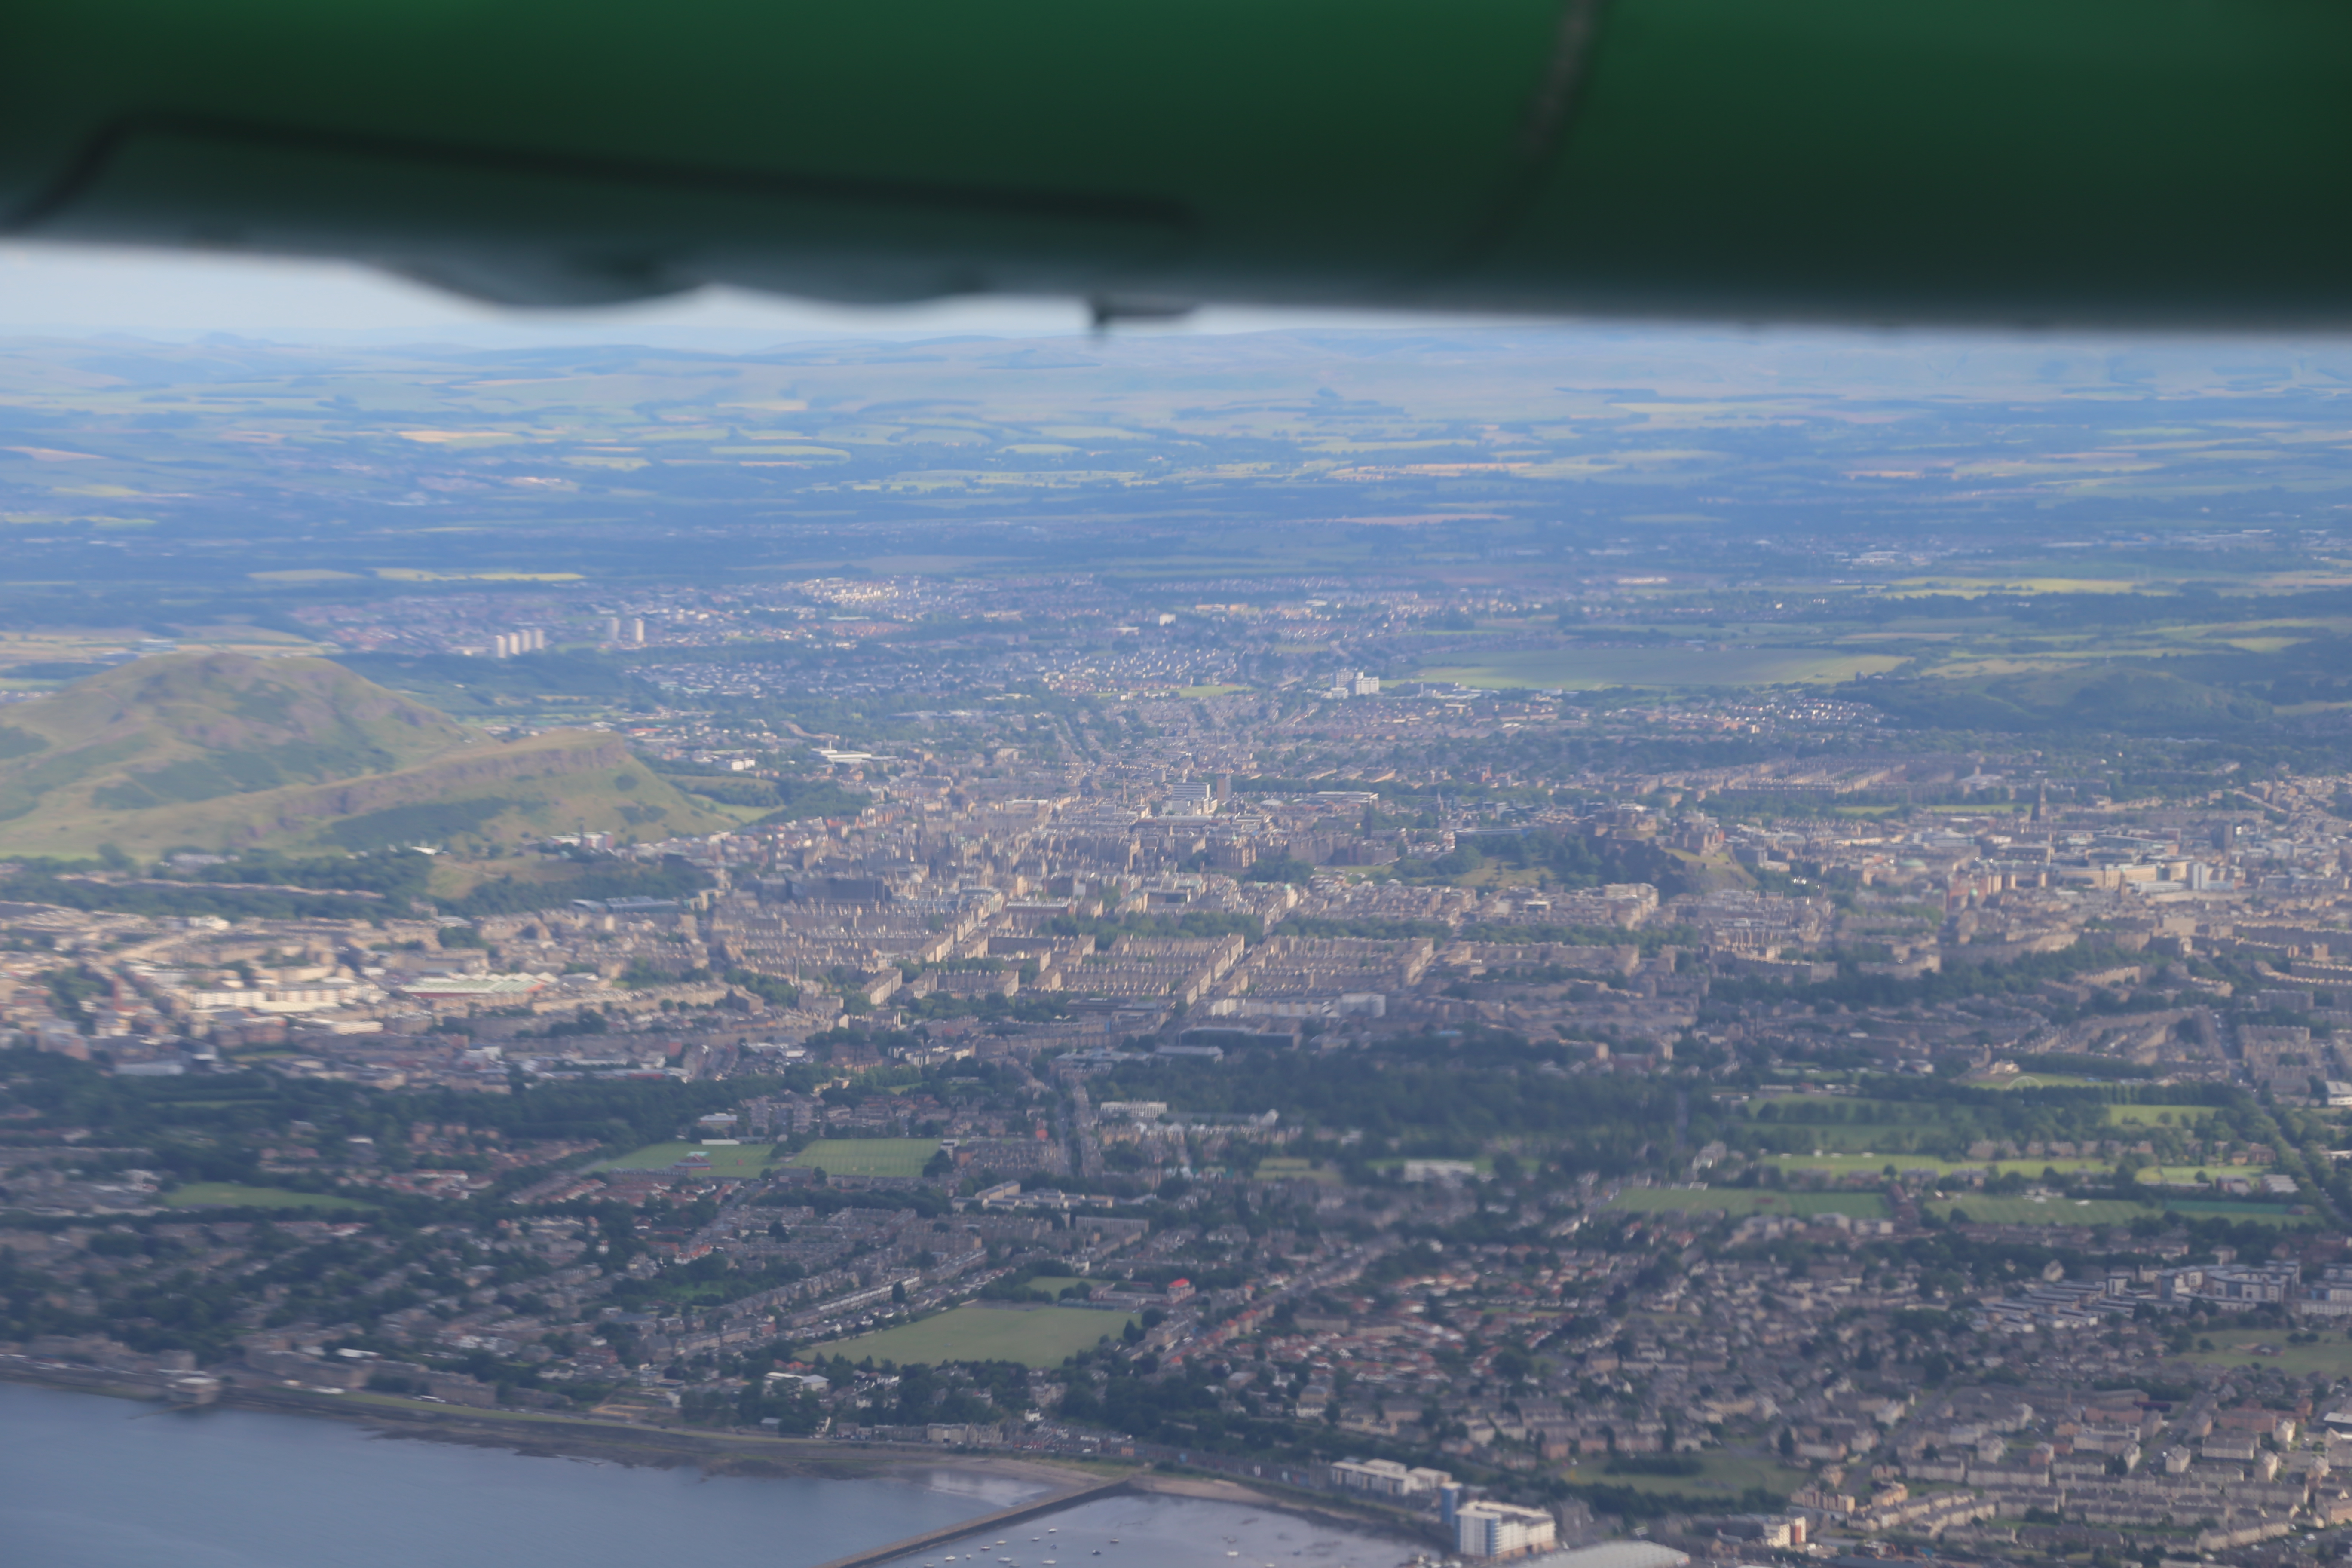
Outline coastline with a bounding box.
[1123,1471,1435,1542]
[0,1363,1427,1554]
[0,1359,1105,1485]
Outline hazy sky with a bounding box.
[10,237,2348,386]
[0,239,1512,347]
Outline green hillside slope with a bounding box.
[0,653,742,856]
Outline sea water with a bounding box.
[0,1384,1413,1568]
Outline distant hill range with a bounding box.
[0,653,735,857]
[1857,664,2274,736]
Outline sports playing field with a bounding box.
[600,1141,775,1177]
[1418,647,1907,691]
[817,1302,1134,1366]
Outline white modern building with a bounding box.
[1329,1457,1452,1498]
[1455,1501,1557,1559]
[1161,781,1217,816]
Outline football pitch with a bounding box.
[818,1302,1135,1367]
[600,1141,776,1176]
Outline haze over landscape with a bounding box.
[12,255,2352,1568]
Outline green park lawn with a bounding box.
[2105,1103,2216,1126]
[1924,1196,2154,1227]
[1366,1155,1495,1177]
[163,1182,369,1211]
[2180,1327,2352,1377]
[819,1302,1135,1367]
[1606,1188,1889,1219]
[1736,1121,1933,1154]
[1417,647,1906,691]
[1977,1073,2107,1089]
[1761,1151,2112,1179]
[601,1141,775,1177]
[1253,1158,1343,1184]
[1559,1449,1811,1500]
[784,1138,942,1178]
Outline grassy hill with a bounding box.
[0,653,744,857]
[1859,665,2272,735]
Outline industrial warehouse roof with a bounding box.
[395,974,547,998]
[1525,1544,1690,1568]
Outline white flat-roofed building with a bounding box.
[1330,1457,1452,1497]
[1161,781,1217,816]
[1455,1501,1558,1559]
[395,974,548,1003]
[159,974,382,1015]
[2300,1264,2352,1319]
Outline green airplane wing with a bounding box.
[2,0,2347,324]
